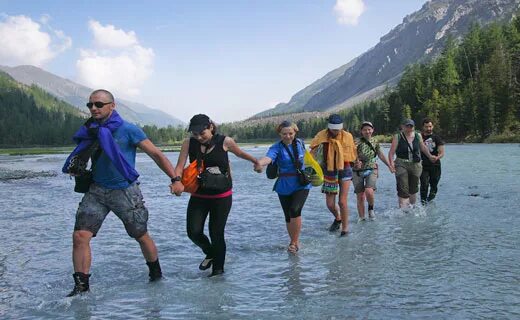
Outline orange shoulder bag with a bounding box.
[181,159,203,193]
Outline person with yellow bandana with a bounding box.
[310,114,357,236]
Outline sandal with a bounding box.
[287,244,299,254]
[198,257,213,270]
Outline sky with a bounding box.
[0,0,426,123]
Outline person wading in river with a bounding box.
[310,114,357,236]
[352,121,394,221]
[62,89,177,296]
[171,114,259,277]
[388,119,437,209]
[420,118,445,204]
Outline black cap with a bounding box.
[188,114,211,133]
[361,121,374,129]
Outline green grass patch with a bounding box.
[0,146,74,155]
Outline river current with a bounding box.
[0,144,519,319]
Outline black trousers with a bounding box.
[278,189,309,223]
[420,165,441,202]
[186,195,232,271]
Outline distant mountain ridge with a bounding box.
[0,65,184,128]
[253,0,520,118]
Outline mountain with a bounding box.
[0,70,86,146]
[253,0,520,118]
[0,65,184,127]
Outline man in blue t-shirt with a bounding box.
[64,89,178,296]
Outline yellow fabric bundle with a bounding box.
[310,129,357,171]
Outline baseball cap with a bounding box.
[361,121,374,129]
[188,114,211,133]
[327,114,343,130]
[402,119,415,127]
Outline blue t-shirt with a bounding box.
[93,121,147,189]
[266,139,312,195]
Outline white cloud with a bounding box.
[334,0,366,26]
[76,20,154,97]
[0,14,71,66]
[88,20,138,48]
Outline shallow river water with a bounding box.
[0,144,519,319]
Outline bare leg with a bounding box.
[338,180,351,232]
[325,194,340,220]
[72,230,94,273]
[398,197,411,208]
[136,232,158,262]
[409,194,417,206]
[365,188,375,207]
[287,217,302,247]
[356,192,366,219]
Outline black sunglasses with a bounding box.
[86,101,112,109]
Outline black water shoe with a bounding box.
[146,259,163,281]
[67,272,90,297]
[329,219,342,232]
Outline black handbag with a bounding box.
[198,168,232,192]
[266,162,278,179]
[74,171,93,193]
[68,140,101,194]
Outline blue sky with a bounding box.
[0,0,426,123]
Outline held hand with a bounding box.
[353,159,362,170]
[254,163,264,173]
[170,181,184,196]
[429,155,438,163]
[389,164,396,174]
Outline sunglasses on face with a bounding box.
[405,124,414,128]
[86,101,112,109]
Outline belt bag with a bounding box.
[198,167,231,193]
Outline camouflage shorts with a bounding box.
[74,182,149,238]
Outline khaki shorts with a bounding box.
[395,159,422,198]
[74,182,149,238]
[352,169,378,194]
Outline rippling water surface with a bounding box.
[0,144,519,319]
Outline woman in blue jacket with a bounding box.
[255,121,312,253]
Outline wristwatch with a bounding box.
[171,176,182,183]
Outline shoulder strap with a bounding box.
[361,137,377,157]
[400,132,414,154]
[282,140,303,170]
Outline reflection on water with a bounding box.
[0,144,519,319]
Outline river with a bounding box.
[0,144,519,319]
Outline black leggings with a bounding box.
[278,189,309,223]
[186,195,232,271]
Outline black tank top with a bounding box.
[396,132,421,162]
[188,134,232,194]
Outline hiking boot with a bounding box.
[146,259,163,281]
[67,272,90,297]
[358,217,366,223]
[368,210,376,220]
[329,219,342,232]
